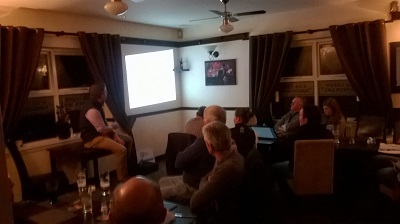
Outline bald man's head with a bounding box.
[110,176,166,224]
[203,105,226,124]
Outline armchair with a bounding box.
[355,115,386,141]
[288,139,335,195]
[165,133,197,176]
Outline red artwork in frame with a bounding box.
[205,59,236,86]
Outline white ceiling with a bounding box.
[0,0,382,30]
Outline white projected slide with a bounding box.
[125,49,176,109]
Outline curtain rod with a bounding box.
[44,18,394,37]
[292,18,393,35]
[45,31,78,36]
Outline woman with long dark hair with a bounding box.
[321,97,346,135]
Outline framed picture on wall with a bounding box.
[205,59,236,86]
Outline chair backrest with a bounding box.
[239,148,274,223]
[292,139,335,195]
[165,132,197,176]
[355,115,386,140]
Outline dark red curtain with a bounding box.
[0,26,44,200]
[78,32,136,136]
[249,32,292,126]
[1,26,44,137]
[329,20,392,116]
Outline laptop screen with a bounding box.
[251,126,277,140]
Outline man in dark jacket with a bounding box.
[286,104,334,169]
[271,104,334,197]
[159,105,226,203]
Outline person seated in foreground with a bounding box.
[321,97,346,135]
[159,105,226,203]
[230,108,256,158]
[367,154,400,194]
[285,104,334,168]
[184,106,206,137]
[191,121,245,223]
[109,176,174,224]
[80,82,133,182]
[274,97,305,138]
[271,105,334,197]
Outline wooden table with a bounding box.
[14,187,196,224]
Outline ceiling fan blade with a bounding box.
[209,10,224,16]
[189,16,221,22]
[233,10,266,17]
[228,17,239,23]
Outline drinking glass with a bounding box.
[99,196,110,221]
[46,177,59,205]
[99,171,110,196]
[77,170,86,195]
[332,126,340,144]
[81,187,93,214]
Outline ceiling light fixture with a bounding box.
[104,0,128,16]
[219,18,234,34]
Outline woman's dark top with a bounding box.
[230,123,256,158]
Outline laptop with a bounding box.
[251,126,277,145]
[164,201,178,211]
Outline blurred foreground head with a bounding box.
[110,176,166,224]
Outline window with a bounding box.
[55,55,92,88]
[283,45,312,77]
[15,49,93,143]
[319,43,343,75]
[273,39,357,119]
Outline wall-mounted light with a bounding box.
[173,59,190,72]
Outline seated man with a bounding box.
[191,121,245,223]
[110,176,174,224]
[159,105,226,203]
[274,97,305,138]
[271,105,334,197]
[268,97,305,163]
[285,104,334,169]
[80,82,133,182]
[184,106,206,137]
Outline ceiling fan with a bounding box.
[189,0,266,33]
